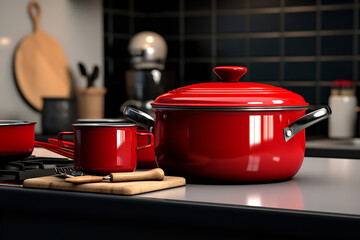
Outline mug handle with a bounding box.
[135,131,154,151]
[58,131,74,149]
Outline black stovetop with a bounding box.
[0,155,74,183]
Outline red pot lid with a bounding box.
[152,66,309,109]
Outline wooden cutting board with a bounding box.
[14,1,71,111]
[23,175,186,196]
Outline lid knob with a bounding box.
[213,66,247,82]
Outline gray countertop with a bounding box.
[32,148,360,217]
[138,156,360,216]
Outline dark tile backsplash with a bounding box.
[321,61,353,81]
[184,40,212,58]
[250,38,279,56]
[105,38,129,59]
[217,39,246,57]
[138,17,179,35]
[184,63,212,83]
[110,0,129,10]
[103,0,360,137]
[217,15,247,33]
[284,62,316,81]
[250,14,280,32]
[285,12,316,31]
[322,0,354,4]
[250,0,279,8]
[185,0,211,10]
[321,35,353,56]
[166,40,180,58]
[285,0,315,6]
[322,10,353,30]
[185,16,211,34]
[249,62,280,81]
[133,0,178,12]
[113,15,130,34]
[217,0,247,10]
[285,37,316,56]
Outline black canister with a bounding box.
[41,98,77,134]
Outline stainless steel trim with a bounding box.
[0,120,36,126]
[152,105,309,111]
[72,123,137,127]
[103,176,111,181]
[76,118,130,123]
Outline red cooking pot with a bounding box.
[124,66,331,183]
[0,120,36,160]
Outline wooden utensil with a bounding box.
[14,1,71,111]
[65,168,165,184]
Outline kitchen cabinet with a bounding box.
[0,149,359,239]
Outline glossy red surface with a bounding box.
[213,66,247,82]
[0,123,35,159]
[154,109,306,182]
[152,66,308,108]
[136,130,157,169]
[149,66,318,182]
[49,131,156,169]
[153,83,308,108]
[59,126,154,174]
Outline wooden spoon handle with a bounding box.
[65,175,104,184]
[28,1,42,32]
[65,168,165,184]
[110,168,165,182]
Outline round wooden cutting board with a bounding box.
[14,1,71,111]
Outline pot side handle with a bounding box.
[135,131,154,151]
[283,106,332,142]
[123,107,155,132]
[58,131,75,149]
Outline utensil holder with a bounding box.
[76,87,107,119]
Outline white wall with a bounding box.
[0,0,103,133]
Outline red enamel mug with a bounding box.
[58,123,154,175]
[75,118,156,169]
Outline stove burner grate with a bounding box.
[0,155,74,182]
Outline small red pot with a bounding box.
[0,121,36,160]
[75,119,156,168]
[124,66,331,182]
[58,123,154,174]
